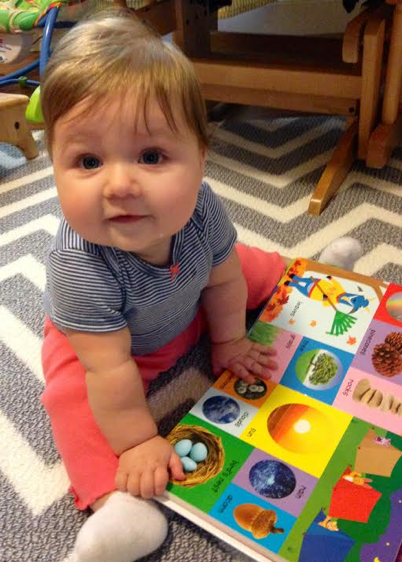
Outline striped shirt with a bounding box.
[44,182,237,355]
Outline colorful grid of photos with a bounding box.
[166,266,402,562]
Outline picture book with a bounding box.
[159,259,402,562]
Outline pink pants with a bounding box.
[41,244,285,509]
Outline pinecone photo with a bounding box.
[372,339,402,378]
[385,332,402,353]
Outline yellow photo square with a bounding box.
[240,386,352,478]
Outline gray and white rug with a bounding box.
[1,115,401,562]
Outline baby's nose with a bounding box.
[104,164,140,198]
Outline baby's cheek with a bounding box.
[60,195,97,235]
[61,199,84,225]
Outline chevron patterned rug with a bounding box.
[1,115,402,562]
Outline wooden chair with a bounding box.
[171,0,392,215]
[0,93,38,159]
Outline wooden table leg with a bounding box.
[308,119,358,215]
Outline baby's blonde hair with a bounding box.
[41,10,209,154]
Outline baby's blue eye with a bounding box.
[82,155,101,169]
[140,151,163,165]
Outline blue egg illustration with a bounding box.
[249,460,296,499]
[202,395,241,424]
[181,456,197,472]
[189,442,208,462]
[174,439,193,457]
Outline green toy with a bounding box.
[25,86,44,124]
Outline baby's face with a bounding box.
[52,94,205,263]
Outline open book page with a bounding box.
[162,259,402,562]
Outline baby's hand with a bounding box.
[211,337,278,384]
[115,435,185,499]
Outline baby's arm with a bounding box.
[202,249,285,383]
[65,328,184,497]
[202,249,248,346]
[66,327,156,454]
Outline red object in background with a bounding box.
[328,468,382,523]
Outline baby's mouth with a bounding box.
[109,214,145,224]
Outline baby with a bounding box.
[40,11,362,562]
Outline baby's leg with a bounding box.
[71,491,167,562]
[41,319,168,561]
[41,318,118,508]
[235,244,286,309]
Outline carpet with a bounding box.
[1,115,401,562]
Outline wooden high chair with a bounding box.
[0,93,38,159]
[171,0,391,215]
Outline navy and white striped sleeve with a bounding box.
[201,182,237,266]
[46,249,126,333]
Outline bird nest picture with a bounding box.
[167,424,225,488]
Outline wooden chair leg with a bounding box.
[366,111,402,168]
[358,14,386,160]
[381,3,402,126]
[366,4,402,168]
[308,119,358,215]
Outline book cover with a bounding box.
[160,259,402,562]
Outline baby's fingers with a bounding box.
[251,342,277,356]
[126,470,141,497]
[228,361,257,384]
[234,356,273,380]
[169,452,186,481]
[154,466,169,496]
[139,469,155,499]
[248,348,278,370]
[115,469,128,493]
